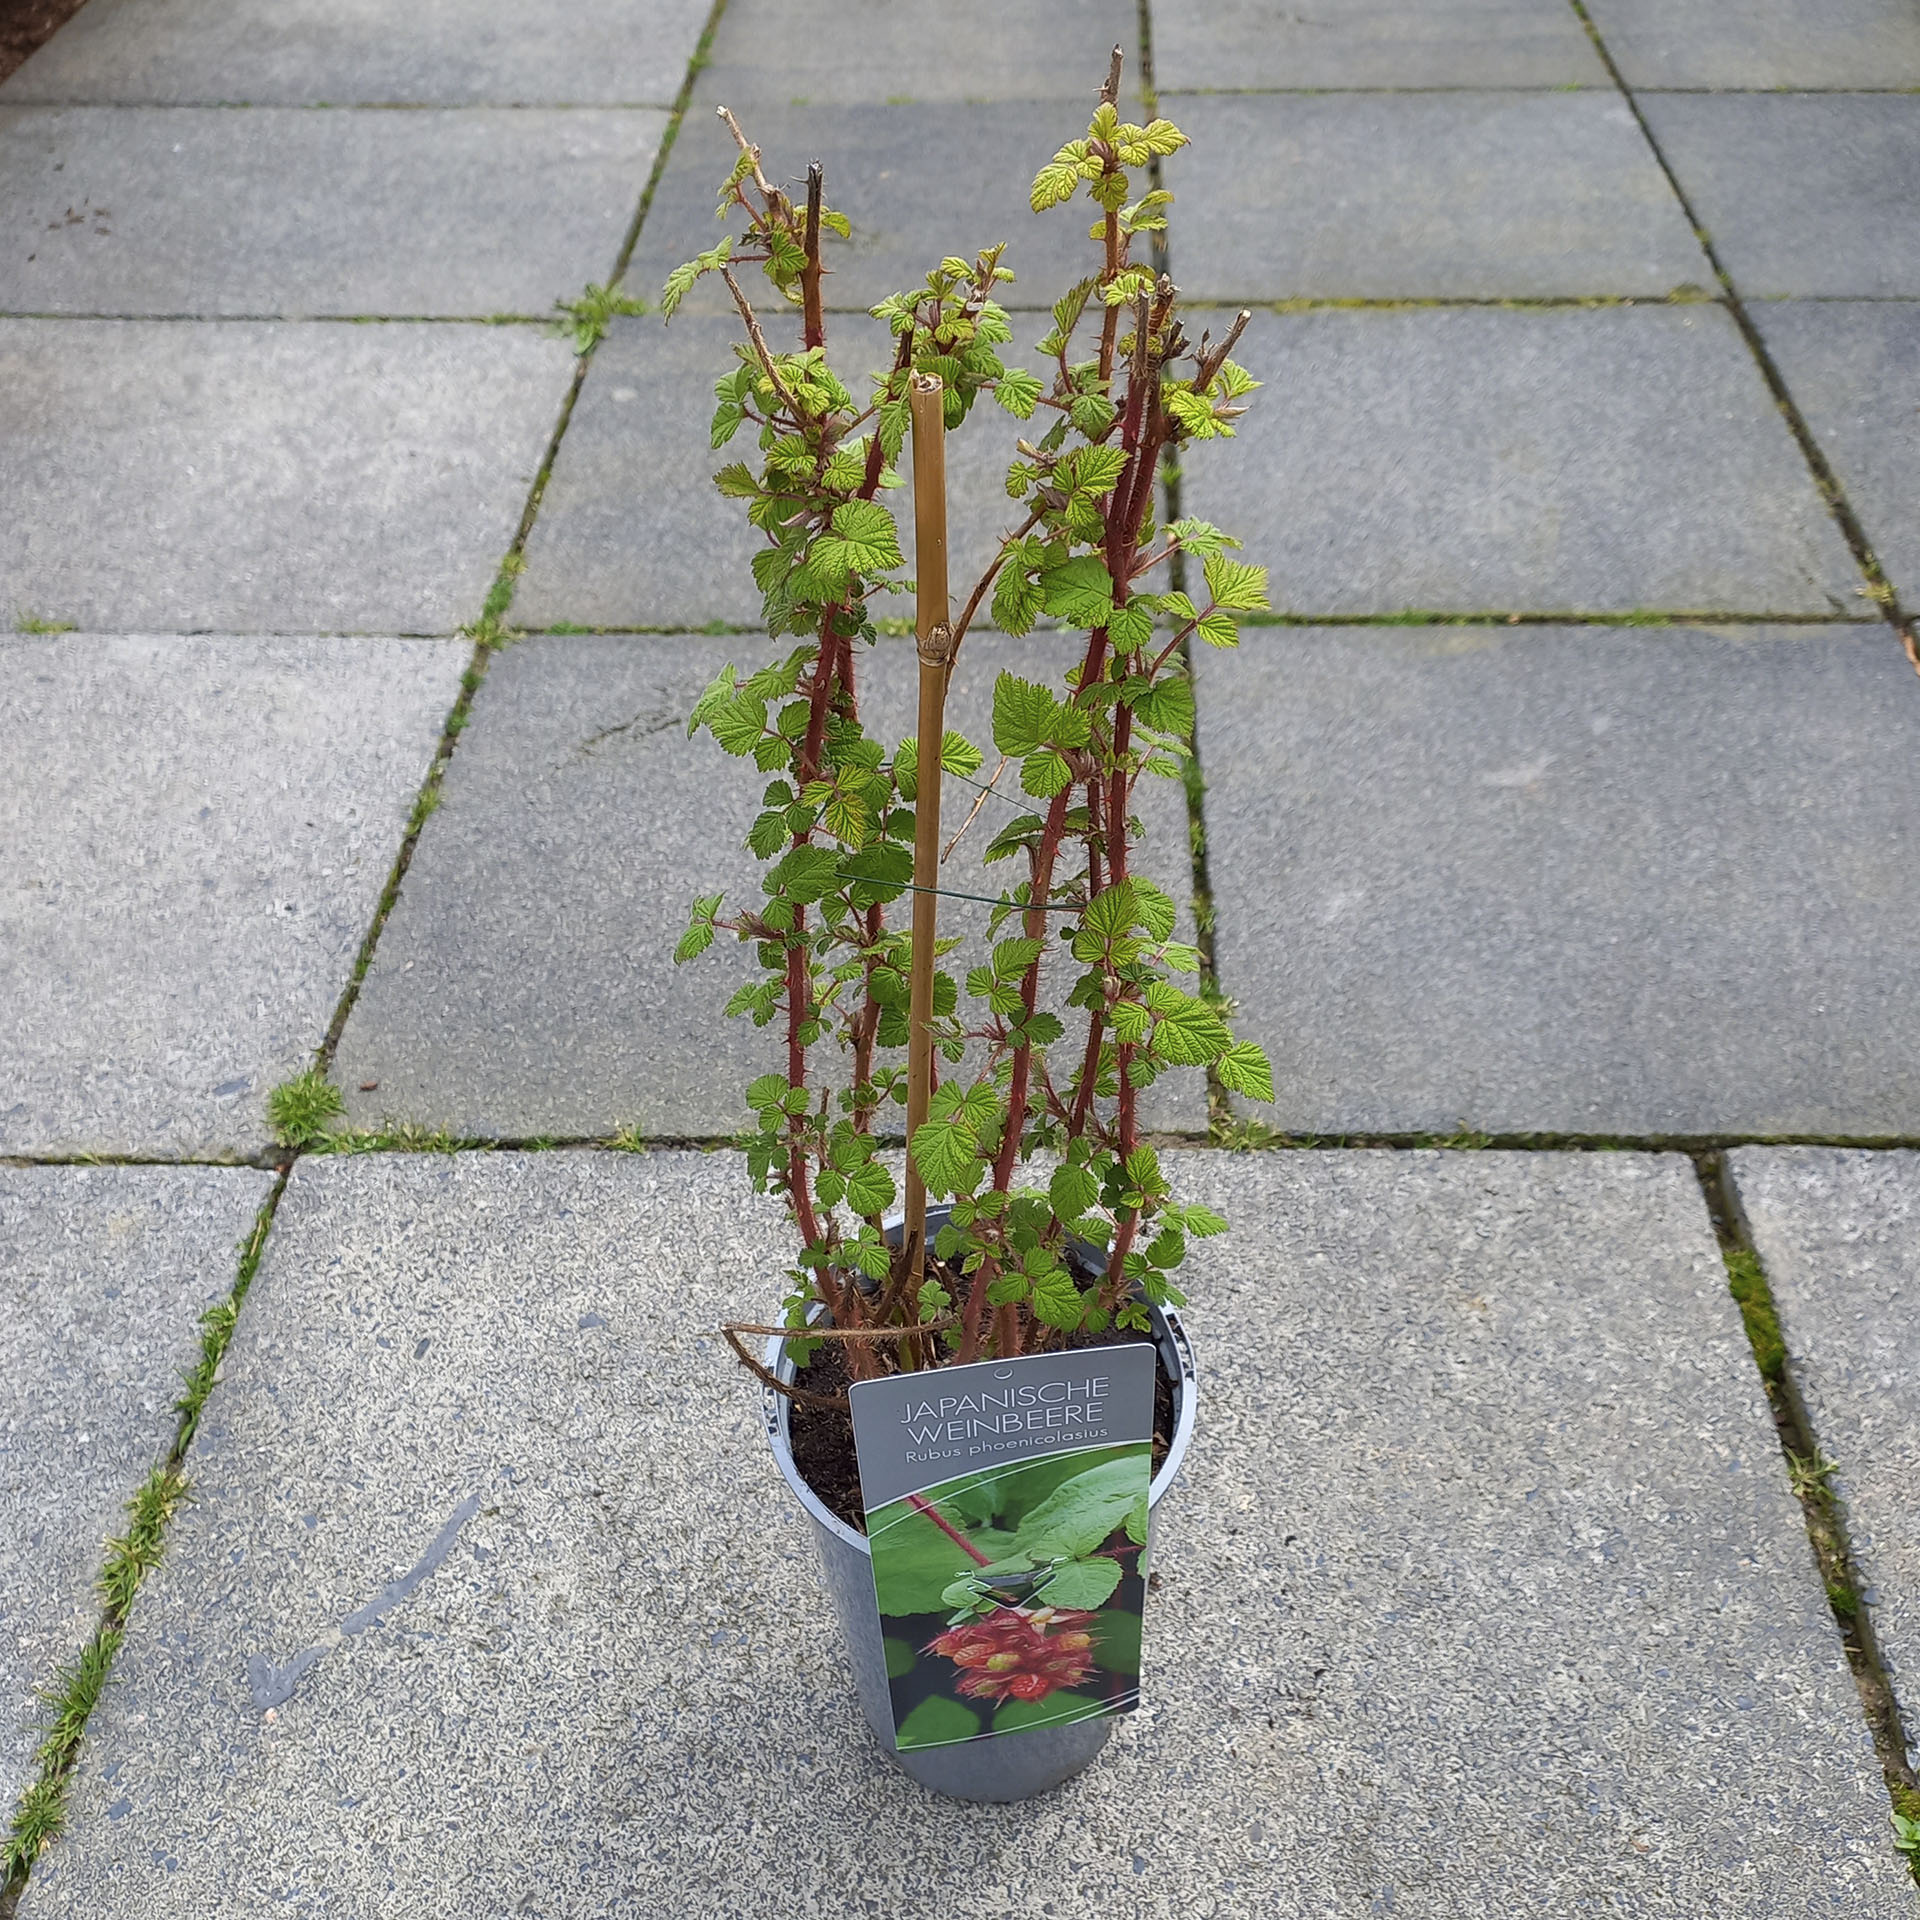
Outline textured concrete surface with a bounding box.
[1729,1148,1920,1765]
[1167,92,1707,301]
[517,313,810,631]
[630,99,1108,316]
[516,314,1049,633]
[0,319,572,633]
[21,1149,1911,1917]
[0,635,465,1156]
[1197,624,1920,1138]
[0,0,712,105]
[697,0,1138,104]
[1586,0,1920,90]
[1,1164,273,1815]
[0,106,668,317]
[1753,300,1920,610]
[1151,0,1606,90]
[1177,305,1860,616]
[333,631,1204,1140]
[1641,95,1920,300]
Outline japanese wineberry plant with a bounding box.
[666,62,1274,1390]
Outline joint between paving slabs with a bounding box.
[2,9,748,1904]
[0,1177,289,1910]
[280,0,736,1129]
[1690,1150,1920,1872]
[1563,0,1920,680]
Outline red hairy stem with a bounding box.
[784,934,821,1238]
[801,162,825,351]
[1097,208,1123,386]
[957,1253,991,1363]
[1102,696,1141,1297]
[908,1494,992,1564]
[993,1299,1024,1360]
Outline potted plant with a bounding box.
[665,52,1274,1799]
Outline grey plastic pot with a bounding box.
[761,1231,1197,1804]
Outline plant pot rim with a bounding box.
[761,1219,1198,1552]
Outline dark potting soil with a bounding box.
[0,0,89,81]
[789,1330,1179,1534]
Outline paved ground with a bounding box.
[3,0,1918,1912]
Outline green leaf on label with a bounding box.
[884,1635,917,1680]
[1039,1556,1123,1610]
[991,1692,1107,1736]
[897,1695,983,1749]
[1091,1607,1142,1675]
[1014,1456,1148,1560]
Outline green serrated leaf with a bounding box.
[1037,555,1113,628]
[995,368,1044,419]
[1203,553,1271,612]
[1216,1040,1275,1102]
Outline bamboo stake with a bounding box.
[902,373,953,1283]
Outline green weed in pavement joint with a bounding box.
[94,1468,187,1617]
[608,1126,651,1153]
[14,613,76,634]
[552,281,650,354]
[1690,1153,1919,1875]
[1786,1447,1838,1504]
[1,1628,122,1886]
[312,1121,467,1155]
[1722,1246,1786,1384]
[267,1067,344,1149]
[3,1181,285,1899]
[1891,1797,1920,1874]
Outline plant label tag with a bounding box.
[848,1343,1157,1752]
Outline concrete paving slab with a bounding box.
[1,1165,272,1820]
[516,314,1053,633]
[1640,95,1920,299]
[0,0,711,105]
[630,99,1106,317]
[19,1148,1912,1916]
[697,0,1138,104]
[0,106,668,318]
[1728,1147,1920,1764]
[0,318,573,633]
[1152,0,1607,90]
[1753,300,1920,611]
[1166,92,1707,301]
[1177,305,1860,616]
[1585,0,1920,90]
[332,631,1203,1140]
[1197,624,1920,1138]
[0,634,464,1156]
